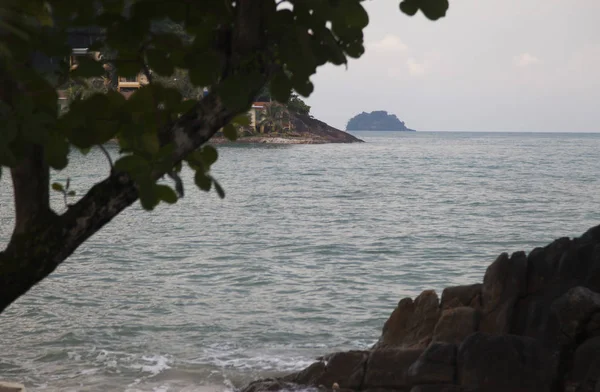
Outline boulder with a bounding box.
[440,284,482,310]
[457,332,554,392]
[375,291,440,349]
[292,351,368,390]
[240,379,302,392]
[363,348,423,389]
[432,307,479,345]
[407,343,456,385]
[551,286,600,340]
[479,252,527,334]
[568,336,600,391]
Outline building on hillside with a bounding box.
[117,73,149,93]
[250,102,269,127]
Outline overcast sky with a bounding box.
[304,0,600,132]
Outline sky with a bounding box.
[304,0,600,132]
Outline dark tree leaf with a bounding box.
[155,184,178,204]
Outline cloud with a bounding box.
[407,58,426,76]
[513,53,541,67]
[371,34,408,53]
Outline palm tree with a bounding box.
[257,102,292,134]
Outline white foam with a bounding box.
[141,355,172,375]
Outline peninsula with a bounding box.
[212,97,363,144]
[346,110,416,131]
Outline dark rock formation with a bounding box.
[346,111,415,132]
[374,290,440,349]
[479,251,528,334]
[432,307,479,344]
[240,224,600,392]
[291,351,368,390]
[457,333,554,392]
[440,284,482,310]
[407,343,456,385]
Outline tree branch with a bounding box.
[0,0,274,313]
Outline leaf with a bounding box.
[194,171,212,192]
[270,71,292,103]
[292,78,314,98]
[213,178,225,199]
[340,2,369,29]
[71,55,105,78]
[67,190,76,196]
[0,143,17,167]
[201,145,218,166]
[217,76,250,112]
[399,0,419,16]
[45,133,70,170]
[114,155,150,177]
[419,0,449,20]
[137,176,159,210]
[156,184,178,204]
[187,51,221,86]
[146,48,174,76]
[223,123,238,141]
[52,182,64,192]
[232,114,251,127]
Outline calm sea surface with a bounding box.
[1,131,599,391]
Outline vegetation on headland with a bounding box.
[0,0,448,312]
[346,110,416,131]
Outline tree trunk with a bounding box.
[0,0,273,314]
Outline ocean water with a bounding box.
[1,131,599,391]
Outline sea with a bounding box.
[1,131,599,391]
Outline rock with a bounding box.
[441,298,462,310]
[586,312,600,338]
[292,351,368,390]
[0,383,26,392]
[551,286,600,339]
[457,332,554,392]
[440,284,482,310]
[432,307,479,345]
[364,348,423,389]
[410,386,471,392]
[527,238,573,295]
[586,245,600,292]
[568,336,600,391]
[479,252,527,334]
[375,291,440,349]
[407,343,456,385]
[240,379,300,392]
[468,294,482,311]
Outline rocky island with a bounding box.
[241,224,600,392]
[346,111,416,132]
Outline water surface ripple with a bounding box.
[1,132,599,391]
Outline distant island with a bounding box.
[346,110,416,131]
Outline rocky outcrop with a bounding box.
[240,224,600,392]
[373,290,440,349]
[457,333,554,392]
[212,113,363,145]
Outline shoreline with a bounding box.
[210,136,363,145]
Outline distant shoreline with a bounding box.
[347,129,417,132]
[210,135,362,145]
